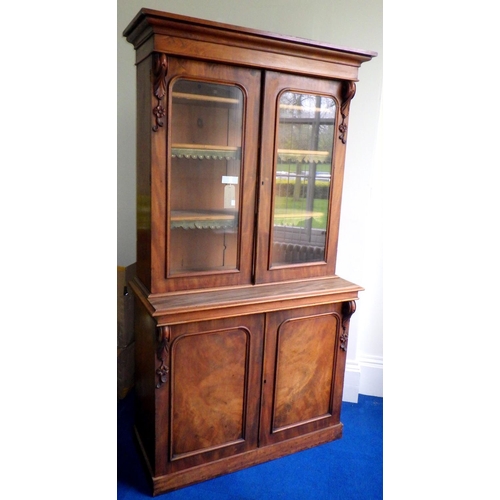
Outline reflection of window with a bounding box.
[278,93,335,155]
[272,92,336,266]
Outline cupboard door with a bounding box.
[260,304,345,446]
[255,72,346,284]
[158,58,261,292]
[161,315,264,474]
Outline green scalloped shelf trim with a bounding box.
[171,145,241,161]
[170,210,238,230]
[276,149,331,164]
[273,209,324,227]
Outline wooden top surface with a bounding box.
[123,8,377,59]
[123,9,376,81]
[132,275,363,321]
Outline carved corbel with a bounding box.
[338,81,356,144]
[340,300,357,351]
[152,53,168,132]
[156,326,170,389]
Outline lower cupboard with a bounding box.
[132,282,358,495]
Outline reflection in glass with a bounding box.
[271,92,336,266]
[169,79,244,274]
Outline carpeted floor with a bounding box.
[118,391,382,499]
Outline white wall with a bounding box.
[117,0,383,400]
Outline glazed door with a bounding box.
[259,304,346,446]
[161,58,261,292]
[255,72,346,284]
[160,315,264,474]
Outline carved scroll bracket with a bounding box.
[152,53,168,132]
[156,326,170,389]
[340,300,357,351]
[338,81,356,145]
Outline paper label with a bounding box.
[224,184,236,209]
[222,175,238,185]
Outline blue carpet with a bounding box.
[118,391,382,499]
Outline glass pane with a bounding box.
[271,92,336,266]
[169,80,244,275]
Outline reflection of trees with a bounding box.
[278,93,335,206]
[278,93,335,152]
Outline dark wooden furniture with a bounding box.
[123,8,376,495]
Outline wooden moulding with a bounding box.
[129,275,363,326]
[123,9,377,80]
[136,423,343,495]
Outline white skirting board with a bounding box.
[342,355,383,402]
[342,360,361,403]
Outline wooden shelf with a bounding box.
[171,210,238,229]
[277,148,330,164]
[172,143,241,160]
[141,276,363,322]
[173,92,241,105]
[279,103,333,113]
[274,209,324,226]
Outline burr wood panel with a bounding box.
[170,328,248,457]
[160,315,264,476]
[260,303,344,447]
[273,313,338,430]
